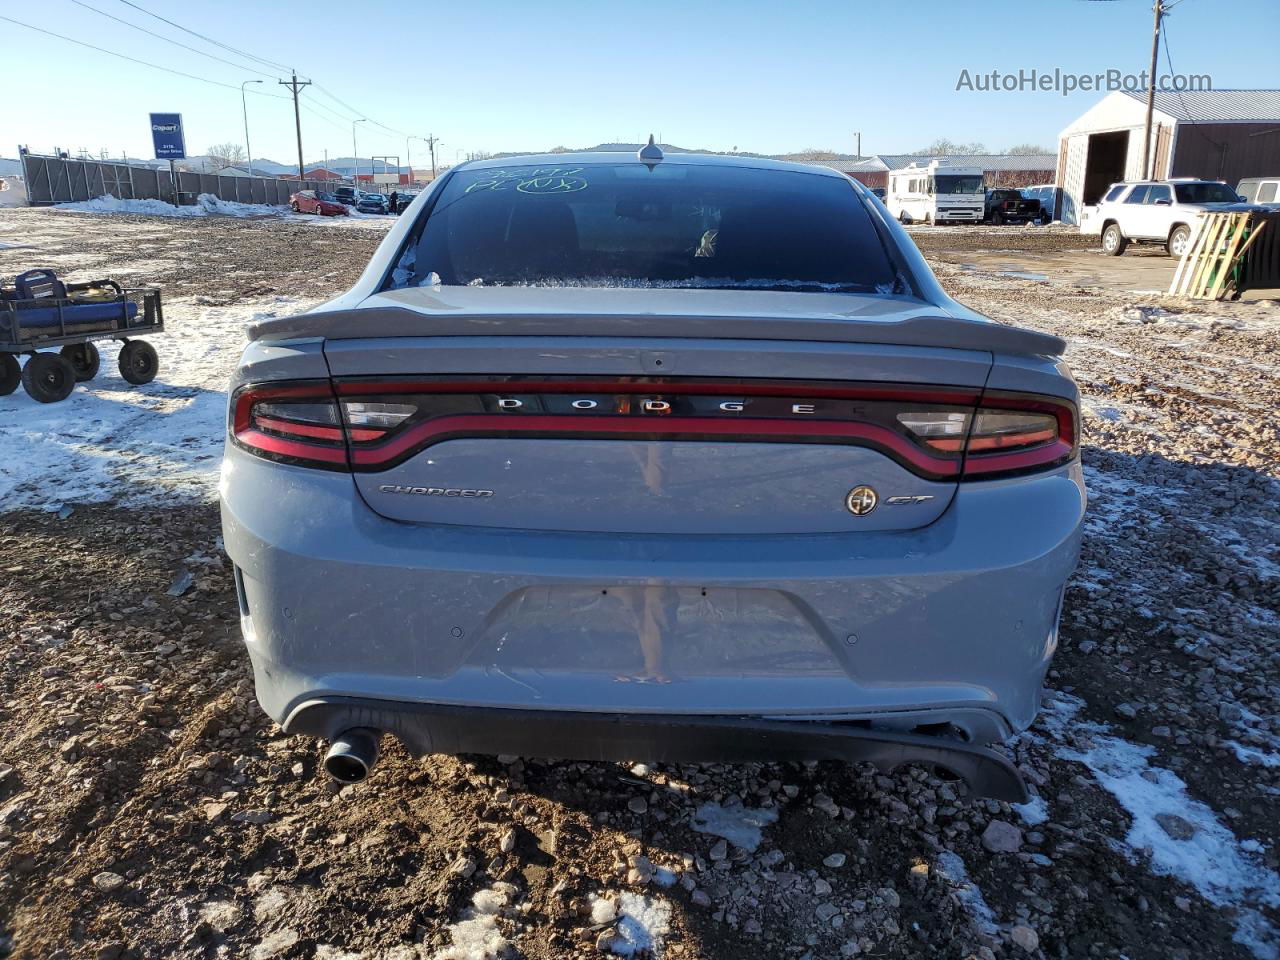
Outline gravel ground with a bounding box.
[0,209,1277,960]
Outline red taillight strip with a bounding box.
[348,413,963,478]
[252,416,385,443]
[961,439,1075,477]
[965,427,1057,452]
[252,415,346,442]
[234,428,349,464]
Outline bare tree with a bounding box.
[1004,143,1054,155]
[914,139,988,155]
[206,143,247,170]
[784,148,842,161]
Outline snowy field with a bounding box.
[0,297,315,512]
[0,207,1277,960]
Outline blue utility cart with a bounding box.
[0,269,164,402]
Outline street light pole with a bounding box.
[240,80,263,175]
[352,118,368,185]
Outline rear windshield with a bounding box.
[390,162,902,293]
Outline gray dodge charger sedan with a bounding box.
[220,146,1084,800]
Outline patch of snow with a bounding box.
[690,801,779,852]
[56,192,284,218]
[1013,794,1049,826]
[1224,741,1280,769]
[1039,694,1280,959]
[934,851,999,935]
[589,895,617,924]
[430,882,517,960]
[651,866,677,888]
[283,211,395,231]
[610,892,672,957]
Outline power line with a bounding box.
[300,91,363,128]
[312,84,410,138]
[1160,17,1226,159]
[16,7,425,168]
[103,1,419,155]
[112,0,296,75]
[0,14,289,98]
[68,0,277,80]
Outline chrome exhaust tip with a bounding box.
[323,728,381,784]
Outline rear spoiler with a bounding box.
[249,305,1067,358]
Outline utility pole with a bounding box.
[279,71,311,181]
[1141,0,1164,181]
[854,131,862,158]
[423,133,439,178]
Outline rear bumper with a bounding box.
[221,445,1084,744]
[286,698,1028,801]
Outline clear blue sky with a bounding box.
[3,0,1276,168]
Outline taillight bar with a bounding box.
[228,377,1079,481]
[961,390,1078,479]
[230,381,351,470]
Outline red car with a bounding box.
[290,190,349,216]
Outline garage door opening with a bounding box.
[1082,130,1130,206]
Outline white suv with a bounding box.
[1081,179,1249,258]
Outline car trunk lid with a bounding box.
[269,288,1053,536]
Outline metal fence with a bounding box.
[19,152,343,207]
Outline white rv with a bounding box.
[886,160,985,225]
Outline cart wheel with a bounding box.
[61,342,101,382]
[21,352,77,403]
[0,354,19,396]
[118,340,159,385]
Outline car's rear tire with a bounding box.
[0,353,19,396]
[1102,223,1127,256]
[1167,224,1191,258]
[21,352,77,403]
[898,210,912,225]
[61,342,100,382]
[118,340,159,385]
[991,210,1005,226]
